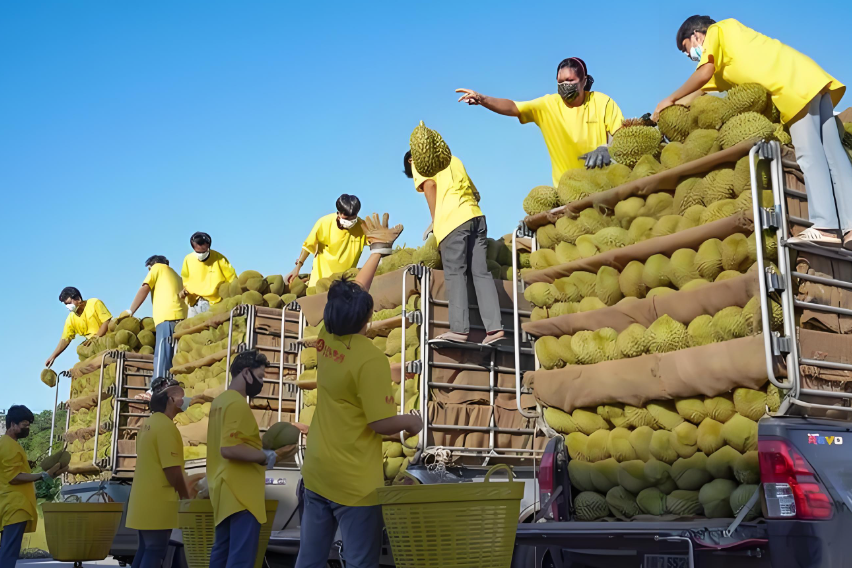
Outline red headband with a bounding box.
[569,57,588,78]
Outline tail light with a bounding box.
[538,447,558,521]
[759,437,834,520]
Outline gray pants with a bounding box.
[153,320,178,381]
[439,216,503,334]
[187,298,210,318]
[295,489,383,568]
[789,92,852,231]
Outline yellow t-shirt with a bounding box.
[302,214,367,287]
[302,328,396,507]
[516,91,624,186]
[207,390,266,526]
[0,436,37,533]
[180,250,237,305]
[412,156,484,245]
[699,19,845,124]
[143,264,188,326]
[126,413,185,530]
[61,298,112,341]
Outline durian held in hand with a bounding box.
[409,121,451,177]
[362,212,404,257]
[262,421,309,451]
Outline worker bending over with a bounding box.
[44,287,112,368]
[457,57,624,185]
[653,15,848,248]
[180,232,237,317]
[122,256,188,379]
[404,145,504,345]
[126,377,189,568]
[0,406,67,568]
[286,194,367,288]
[296,213,421,568]
[207,350,297,568]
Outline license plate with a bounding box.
[644,554,688,568]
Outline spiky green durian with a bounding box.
[730,485,761,521]
[535,336,564,370]
[568,271,597,298]
[595,266,623,306]
[610,119,663,167]
[712,306,748,340]
[689,94,728,130]
[642,254,672,290]
[410,120,451,177]
[536,223,560,249]
[721,83,770,123]
[529,248,559,270]
[619,260,647,298]
[627,216,657,243]
[629,155,665,182]
[687,314,720,347]
[698,168,736,205]
[719,112,775,149]
[574,492,610,521]
[593,227,633,252]
[646,315,690,354]
[674,176,704,214]
[557,168,595,204]
[658,104,692,143]
[733,388,767,421]
[661,141,687,169]
[699,479,738,518]
[614,197,645,228]
[722,414,759,453]
[616,323,649,358]
[553,242,581,265]
[683,129,721,160]
[668,248,701,289]
[523,185,559,215]
[524,282,556,308]
[699,199,739,224]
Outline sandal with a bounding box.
[787,227,841,246]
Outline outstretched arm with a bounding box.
[357,213,404,292]
[128,285,150,316]
[46,338,71,368]
[286,249,311,285]
[456,89,520,117]
[652,63,715,121]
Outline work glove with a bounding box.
[263,449,278,470]
[362,213,404,256]
[579,146,612,169]
[422,223,433,242]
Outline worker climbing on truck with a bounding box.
[285,194,367,288]
[296,212,422,568]
[121,256,188,380]
[44,286,112,368]
[653,15,849,248]
[0,405,67,568]
[456,57,624,185]
[125,377,189,568]
[180,231,237,317]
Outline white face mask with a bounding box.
[689,45,703,62]
[196,251,210,261]
[338,217,357,229]
[66,303,78,313]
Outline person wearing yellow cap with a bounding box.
[285,194,368,288]
[0,405,67,568]
[653,15,849,249]
[457,58,625,186]
[44,286,112,369]
[180,232,237,317]
[125,378,189,568]
[121,255,188,379]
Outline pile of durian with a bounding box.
[67,432,112,468]
[65,393,114,475]
[176,401,212,461]
[76,316,158,361]
[543,387,776,521]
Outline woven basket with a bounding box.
[178,500,278,568]
[376,464,523,568]
[42,502,124,561]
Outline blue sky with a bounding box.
[1,1,849,412]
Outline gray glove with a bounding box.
[263,449,278,470]
[422,223,434,242]
[579,146,612,169]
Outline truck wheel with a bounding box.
[511,545,538,568]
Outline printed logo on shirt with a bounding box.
[385,396,396,405]
[317,338,345,364]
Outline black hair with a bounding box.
[324,278,374,336]
[676,16,716,51]
[403,151,413,179]
[7,405,34,428]
[230,349,268,380]
[149,377,181,413]
[556,58,594,91]
[145,255,169,268]
[190,232,212,247]
[59,287,82,303]
[336,194,361,218]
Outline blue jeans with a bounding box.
[153,320,178,380]
[209,510,261,568]
[130,529,171,568]
[295,489,383,568]
[0,521,26,568]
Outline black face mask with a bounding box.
[17,427,30,439]
[245,369,264,399]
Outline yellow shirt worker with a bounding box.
[123,256,188,379]
[180,232,237,317]
[457,57,624,185]
[126,378,189,568]
[404,145,504,345]
[654,16,851,249]
[286,194,367,288]
[0,405,66,568]
[45,286,112,369]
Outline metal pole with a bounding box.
[513,224,538,419]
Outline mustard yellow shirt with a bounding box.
[0,436,37,532]
[180,250,237,305]
[126,413,185,530]
[302,328,396,507]
[302,214,367,287]
[412,155,484,245]
[61,298,112,341]
[207,390,266,526]
[516,91,624,186]
[699,19,845,124]
[143,264,188,326]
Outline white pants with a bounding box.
[788,93,852,231]
[187,298,210,318]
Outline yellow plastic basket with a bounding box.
[376,464,523,568]
[42,502,125,561]
[178,499,278,568]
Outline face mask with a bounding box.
[66,303,78,313]
[245,369,264,398]
[557,80,581,103]
[17,427,30,439]
[338,217,357,229]
[689,37,703,62]
[196,251,210,261]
